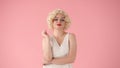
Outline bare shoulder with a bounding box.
[69,33,76,40]
[68,32,77,51]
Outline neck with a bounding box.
[53,29,66,37]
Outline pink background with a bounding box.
[0,0,120,68]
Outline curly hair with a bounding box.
[47,9,71,30]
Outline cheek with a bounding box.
[53,22,56,25]
[62,23,66,26]
[52,22,56,27]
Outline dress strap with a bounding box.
[67,32,70,41]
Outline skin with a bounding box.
[41,13,77,65]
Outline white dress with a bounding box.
[43,32,73,68]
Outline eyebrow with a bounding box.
[54,17,65,19]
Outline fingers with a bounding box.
[41,30,49,37]
[43,30,46,34]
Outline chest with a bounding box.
[51,36,69,57]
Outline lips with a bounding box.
[57,24,61,26]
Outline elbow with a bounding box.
[43,53,53,62]
[44,56,52,62]
[69,56,76,63]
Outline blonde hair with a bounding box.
[47,9,71,30]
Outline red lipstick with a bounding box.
[57,24,61,26]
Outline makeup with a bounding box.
[57,24,61,26]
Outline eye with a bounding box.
[60,19,65,22]
[53,19,58,21]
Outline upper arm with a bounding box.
[42,38,53,62]
[68,33,77,61]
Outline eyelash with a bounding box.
[53,19,65,22]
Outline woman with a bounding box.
[41,9,77,68]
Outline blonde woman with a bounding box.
[41,9,77,68]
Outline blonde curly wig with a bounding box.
[47,9,71,30]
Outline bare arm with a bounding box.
[42,38,52,62]
[41,30,53,64]
[51,33,77,65]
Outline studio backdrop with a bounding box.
[0,0,120,68]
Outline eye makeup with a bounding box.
[53,18,65,22]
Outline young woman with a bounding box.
[41,9,77,68]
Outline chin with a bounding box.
[55,27,64,30]
[53,26,64,30]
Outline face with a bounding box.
[52,13,66,30]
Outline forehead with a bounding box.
[54,13,65,18]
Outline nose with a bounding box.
[57,22,61,24]
[57,20,61,23]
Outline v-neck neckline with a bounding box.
[53,33,68,47]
